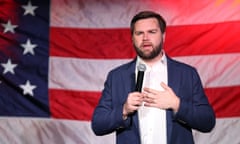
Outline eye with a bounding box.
[135,31,143,36]
[149,30,157,34]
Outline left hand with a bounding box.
[143,82,180,113]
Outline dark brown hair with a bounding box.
[130,11,166,35]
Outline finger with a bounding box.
[144,102,151,107]
[143,87,158,94]
[128,105,139,112]
[160,82,170,91]
[144,102,156,107]
[143,94,154,103]
[129,93,143,101]
[135,99,143,106]
[143,97,150,103]
[130,92,142,97]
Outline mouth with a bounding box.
[141,43,152,50]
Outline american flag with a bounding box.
[0,0,239,143]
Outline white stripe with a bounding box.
[49,53,240,91]
[193,117,240,144]
[0,117,239,144]
[50,0,240,28]
[174,53,240,88]
[0,118,115,144]
[49,57,130,91]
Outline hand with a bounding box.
[123,92,144,116]
[143,82,180,113]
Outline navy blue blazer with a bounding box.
[92,56,215,144]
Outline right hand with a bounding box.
[123,92,144,116]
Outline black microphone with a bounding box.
[135,64,146,92]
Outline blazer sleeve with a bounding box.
[91,70,131,136]
[174,67,216,132]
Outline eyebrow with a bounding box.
[134,28,159,33]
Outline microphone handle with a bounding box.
[135,71,144,92]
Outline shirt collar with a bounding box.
[136,51,167,70]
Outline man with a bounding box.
[91,11,215,144]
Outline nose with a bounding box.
[143,33,149,41]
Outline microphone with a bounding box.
[135,64,146,92]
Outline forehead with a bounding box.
[134,18,159,30]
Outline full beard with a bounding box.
[134,41,163,60]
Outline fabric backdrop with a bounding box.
[0,0,239,143]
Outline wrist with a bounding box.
[173,97,180,113]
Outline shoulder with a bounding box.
[109,59,136,74]
[166,56,201,79]
[167,56,197,71]
[104,59,136,83]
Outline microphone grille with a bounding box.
[137,64,146,72]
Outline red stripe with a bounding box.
[50,27,136,59]
[0,0,18,21]
[206,86,240,118]
[49,89,101,120]
[50,21,240,59]
[50,86,240,120]
[165,21,240,57]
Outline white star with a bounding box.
[20,38,37,55]
[22,1,38,16]
[1,20,18,33]
[19,80,37,96]
[1,59,17,74]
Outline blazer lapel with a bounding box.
[122,60,136,99]
[166,56,181,143]
[121,59,141,137]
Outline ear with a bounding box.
[162,33,166,42]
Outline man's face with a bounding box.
[132,18,163,60]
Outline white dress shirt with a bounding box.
[136,54,168,144]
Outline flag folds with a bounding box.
[0,0,239,143]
